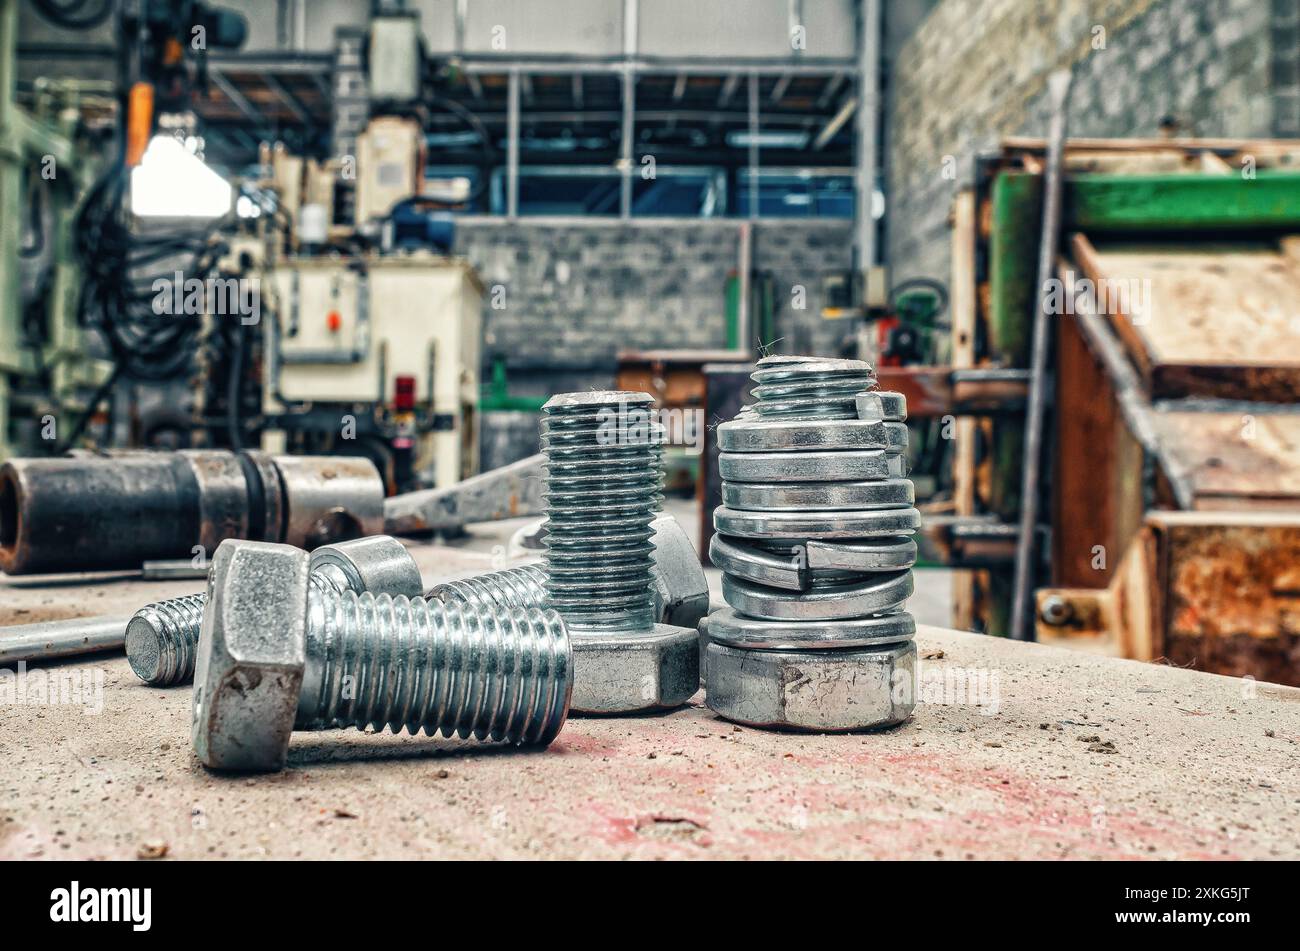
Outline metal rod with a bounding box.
[853,0,880,270]
[0,615,130,665]
[620,66,634,219]
[506,68,520,219]
[747,70,759,220]
[1010,69,1074,642]
[737,221,752,352]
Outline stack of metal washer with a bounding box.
[704,356,921,732]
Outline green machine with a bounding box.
[0,0,111,459]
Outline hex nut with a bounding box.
[192,540,311,771]
[570,623,699,713]
[650,514,710,628]
[705,640,916,732]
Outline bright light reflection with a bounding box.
[130,135,233,219]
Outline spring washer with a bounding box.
[721,570,913,621]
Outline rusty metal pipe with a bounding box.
[0,451,383,575]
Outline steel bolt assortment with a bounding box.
[705,357,921,731]
[4,368,920,772]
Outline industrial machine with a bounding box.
[2,0,485,499]
[0,0,114,459]
[260,251,482,494]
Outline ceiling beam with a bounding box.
[717,74,740,107]
[769,73,792,104]
[816,73,845,109]
[811,94,856,150]
[209,68,267,127]
[262,73,311,126]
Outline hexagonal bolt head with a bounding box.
[649,514,710,629]
[705,640,916,732]
[192,540,310,772]
[570,624,699,714]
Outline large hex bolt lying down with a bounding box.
[126,535,424,686]
[705,357,919,732]
[541,391,698,713]
[192,540,572,772]
[426,514,710,629]
[0,450,384,575]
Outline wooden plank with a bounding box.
[1148,411,1300,508]
[1053,312,1123,587]
[1072,234,1300,401]
[1112,525,1159,662]
[950,188,978,631]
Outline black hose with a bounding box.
[225,322,244,450]
[54,362,122,453]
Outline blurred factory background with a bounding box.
[5,0,1300,683]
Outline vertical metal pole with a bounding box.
[454,0,467,53]
[747,70,759,220]
[620,67,634,219]
[623,0,638,59]
[506,68,520,219]
[1010,69,1074,642]
[0,0,23,461]
[620,0,638,219]
[854,0,881,273]
[737,222,752,353]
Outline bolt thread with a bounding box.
[300,589,571,746]
[427,563,547,613]
[126,569,351,687]
[125,594,206,686]
[750,357,876,420]
[542,393,662,633]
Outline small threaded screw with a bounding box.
[426,564,546,614]
[541,391,663,634]
[127,568,357,687]
[298,589,571,745]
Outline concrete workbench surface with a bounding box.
[2,537,1298,861]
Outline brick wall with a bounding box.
[454,217,854,465]
[886,0,1280,286]
[454,218,854,367]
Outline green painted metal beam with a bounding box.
[988,171,1041,366]
[1066,170,1300,232]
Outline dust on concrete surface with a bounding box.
[2,525,1298,860]
[2,617,1298,860]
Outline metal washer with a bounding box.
[722,570,914,621]
[714,505,921,540]
[718,418,909,453]
[721,478,914,512]
[707,606,915,651]
[718,448,907,483]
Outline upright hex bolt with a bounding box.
[425,514,710,629]
[192,540,572,772]
[127,535,424,686]
[541,391,698,713]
